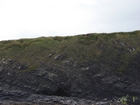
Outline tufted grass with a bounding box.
[0,30,140,72]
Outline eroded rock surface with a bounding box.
[0,58,140,105]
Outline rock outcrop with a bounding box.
[0,57,140,105]
[0,31,140,104]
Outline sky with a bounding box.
[0,0,140,41]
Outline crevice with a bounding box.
[36,87,71,97]
[53,87,71,97]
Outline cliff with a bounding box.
[0,31,140,105]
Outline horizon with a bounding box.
[0,30,139,42]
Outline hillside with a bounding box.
[0,31,140,105]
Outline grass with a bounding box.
[0,30,140,72]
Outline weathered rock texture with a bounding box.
[0,57,140,105]
[0,31,140,104]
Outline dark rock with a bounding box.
[0,59,140,104]
[54,54,67,60]
[17,65,28,70]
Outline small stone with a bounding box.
[48,53,53,57]
[120,42,125,46]
[54,54,67,60]
[7,73,11,75]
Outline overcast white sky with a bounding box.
[0,0,140,41]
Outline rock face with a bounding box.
[0,58,140,105]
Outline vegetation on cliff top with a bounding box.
[0,30,140,73]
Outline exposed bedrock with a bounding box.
[0,58,140,104]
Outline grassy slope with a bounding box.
[0,31,140,72]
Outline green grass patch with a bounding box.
[0,30,140,72]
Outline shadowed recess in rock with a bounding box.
[53,88,71,97]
